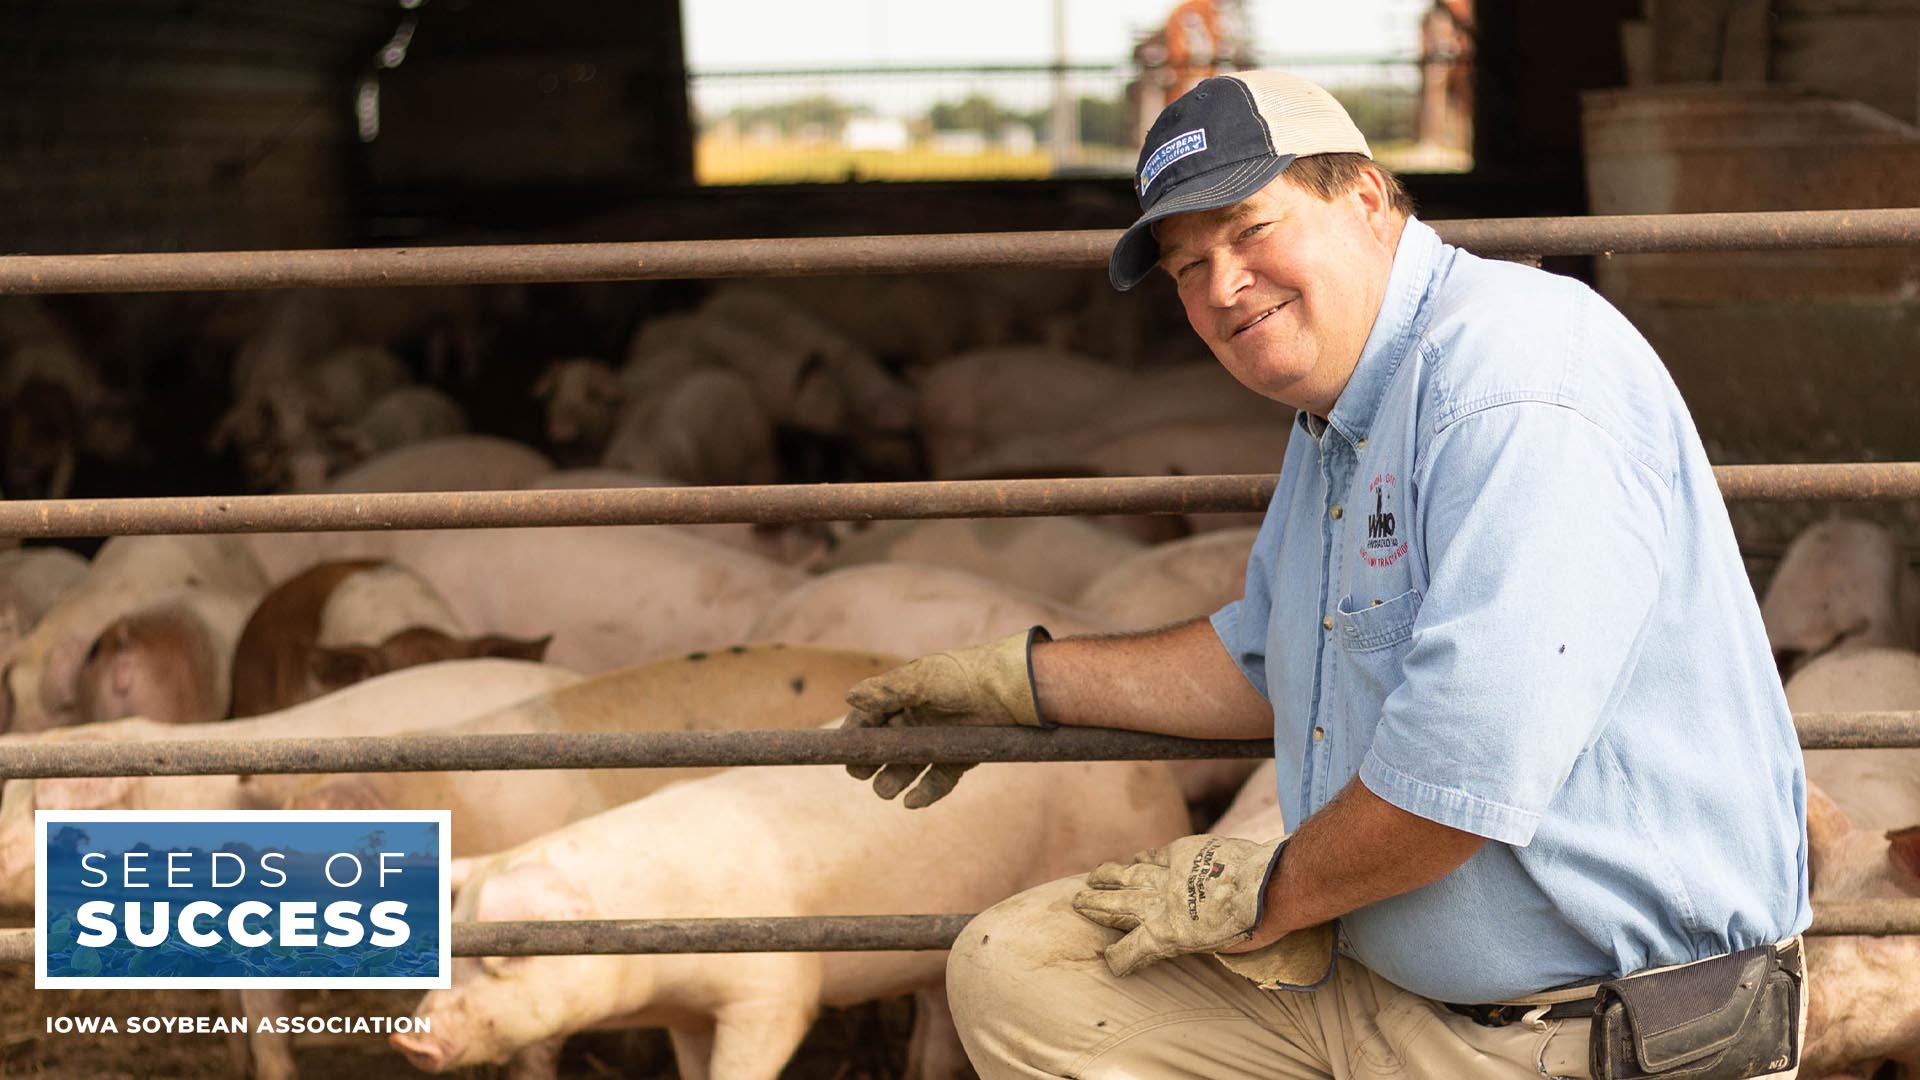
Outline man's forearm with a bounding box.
[1029,617,1273,740]
[1227,775,1487,950]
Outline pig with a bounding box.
[600,367,779,485]
[533,357,627,458]
[73,589,258,726]
[283,386,471,491]
[1763,519,1920,678]
[748,562,1113,658]
[346,385,469,457]
[817,517,1147,603]
[519,469,832,567]
[2,533,269,733]
[1210,759,1281,839]
[390,755,1191,1079]
[1801,784,1920,1076]
[217,340,412,490]
[912,347,1131,476]
[249,643,902,843]
[318,434,553,496]
[0,657,584,912]
[1075,526,1257,630]
[227,644,898,1080]
[0,546,89,655]
[948,420,1287,534]
[231,559,494,717]
[700,283,915,434]
[747,566,1248,806]
[1785,647,1920,830]
[396,527,804,674]
[0,299,132,499]
[628,310,846,434]
[247,527,804,674]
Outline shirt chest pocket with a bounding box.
[1333,587,1421,712]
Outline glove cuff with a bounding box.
[982,625,1052,728]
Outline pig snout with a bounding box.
[389,1027,452,1072]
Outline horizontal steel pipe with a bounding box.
[0,728,1276,779]
[0,900,1911,964]
[3,464,1918,541]
[0,714,1909,780]
[4,209,1920,295]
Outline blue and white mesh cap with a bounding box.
[1109,70,1373,291]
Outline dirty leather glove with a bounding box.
[1071,834,1288,977]
[840,626,1050,809]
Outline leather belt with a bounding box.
[1444,940,1803,1031]
[1445,998,1596,1028]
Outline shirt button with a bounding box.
[1312,726,1326,742]
[1321,615,1334,631]
[1329,505,1343,519]
[1355,437,1368,448]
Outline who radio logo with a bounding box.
[35,810,450,989]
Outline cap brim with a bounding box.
[1108,153,1296,291]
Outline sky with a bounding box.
[683,0,1430,70]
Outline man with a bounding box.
[843,71,1811,1078]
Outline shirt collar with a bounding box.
[1312,217,1443,446]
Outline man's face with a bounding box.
[1154,170,1401,415]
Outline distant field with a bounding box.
[694,136,1468,185]
[697,135,1095,184]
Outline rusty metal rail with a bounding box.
[0,713,1909,779]
[3,209,1918,295]
[2,463,1917,540]
[0,901,1912,964]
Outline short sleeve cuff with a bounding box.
[1209,602,1270,700]
[1358,752,1542,847]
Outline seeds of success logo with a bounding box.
[36,810,450,989]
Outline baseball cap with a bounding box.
[1109,70,1373,291]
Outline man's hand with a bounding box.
[839,627,1049,808]
[1071,834,1285,976]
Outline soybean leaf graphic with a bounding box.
[67,948,103,976]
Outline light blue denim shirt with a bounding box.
[1210,218,1811,1004]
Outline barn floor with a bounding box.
[0,975,920,1079]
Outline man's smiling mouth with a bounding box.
[1231,301,1290,338]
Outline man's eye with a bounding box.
[1238,222,1269,242]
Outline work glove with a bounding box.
[1072,834,1336,989]
[840,626,1050,809]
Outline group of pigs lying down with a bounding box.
[1,503,1918,1078]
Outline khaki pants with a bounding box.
[948,876,1798,1080]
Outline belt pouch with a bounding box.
[1588,944,1800,1080]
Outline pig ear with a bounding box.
[1888,826,1920,888]
[1805,784,1853,889]
[469,634,552,662]
[307,645,383,689]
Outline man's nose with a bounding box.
[1204,254,1254,308]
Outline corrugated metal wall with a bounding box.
[0,0,399,254]
[0,0,693,256]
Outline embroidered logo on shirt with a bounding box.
[1361,473,1410,568]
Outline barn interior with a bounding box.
[8,0,1913,564]
[3,1,1918,1077]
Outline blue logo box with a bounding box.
[36,810,450,990]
